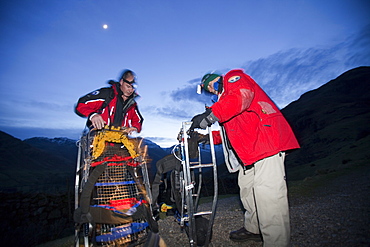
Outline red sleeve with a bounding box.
[125,104,144,133]
[75,100,105,118]
[211,88,254,123]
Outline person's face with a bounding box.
[205,76,221,95]
[120,74,135,98]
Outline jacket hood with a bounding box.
[223,69,255,92]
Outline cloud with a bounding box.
[245,24,370,107]
[141,84,216,121]
[345,24,370,67]
[143,102,205,120]
[170,86,214,105]
[158,24,370,110]
[0,98,73,115]
[242,47,345,107]
[0,97,82,130]
[0,125,82,140]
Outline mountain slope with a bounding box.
[282,66,370,180]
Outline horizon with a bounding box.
[1,65,369,148]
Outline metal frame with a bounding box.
[74,127,154,247]
[176,122,218,247]
[74,128,93,247]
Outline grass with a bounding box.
[36,235,74,247]
[287,161,369,198]
[199,193,238,204]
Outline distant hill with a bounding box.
[24,136,169,182]
[0,132,75,192]
[140,138,169,180]
[24,137,78,164]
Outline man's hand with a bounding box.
[90,114,106,129]
[190,108,219,130]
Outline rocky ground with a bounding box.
[158,165,370,247]
[38,165,369,247]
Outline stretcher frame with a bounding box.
[172,122,218,247]
[74,127,156,247]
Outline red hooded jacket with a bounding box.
[211,69,299,166]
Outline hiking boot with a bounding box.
[229,227,262,242]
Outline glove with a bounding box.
[190,108,219,130]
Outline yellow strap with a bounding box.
[91,127,139,159]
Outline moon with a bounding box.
[103,24,108,29]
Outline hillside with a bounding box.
[282,66,370,180]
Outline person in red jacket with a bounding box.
[191,69,300,246]
[75,69,143,134]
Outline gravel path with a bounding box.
[158,166,370,247]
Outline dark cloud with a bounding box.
[169,86,213,104]
[142,81,216,120]
[154,104,200,119]
[187,78,201,84]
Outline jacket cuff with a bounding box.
[206,112,219,124]
[89,113,99,121]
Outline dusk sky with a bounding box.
[1,0,369,147]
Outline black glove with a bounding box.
[190,108,219,130]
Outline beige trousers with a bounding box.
[238,152,290,247]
